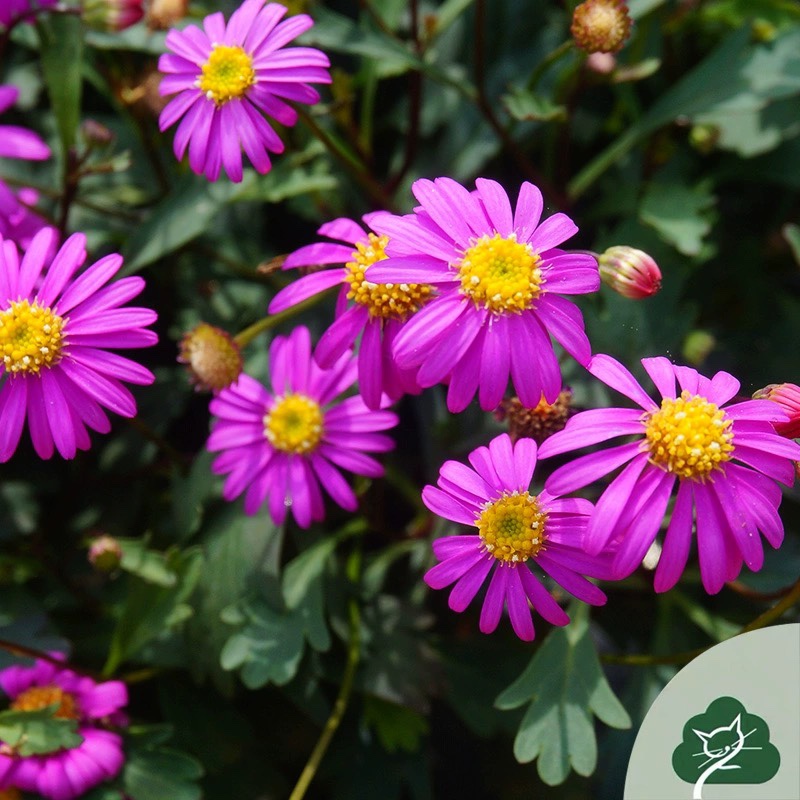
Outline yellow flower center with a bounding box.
[345,233,433,320]
[0,300,65,375]
[198,44,255,105]
[644,390,734,480]
[10,685,79,720]
[264,393,324,454]
[457,233,543,314]
[477,492,548,563]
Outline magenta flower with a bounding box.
[0,656,127,800]
[423,433,612,641]
[208,326,398,528]
[0,228,157,462]
[0,85,52,247]
[0,0,56,27]
[158,0,331,182]
[539,355,800,594]
[269,215,432,409]
[365,177,600,412]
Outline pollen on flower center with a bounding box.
[264,393,324,454]
[477,491,548,563]
[644,390,734,480]
[198,44,255,105]
[0,300,65,375]
[346,233,433,320]
[11,685,79,720]
[457,233,543,314]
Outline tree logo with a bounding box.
[672,696,780,799]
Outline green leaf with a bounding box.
[502,88,567,122]
[363,696,429,753]
[105,547,204,674]
[0,706,82,756]
[220,579,330,689]
[170,450,217,542]
[123,748,204,800]
[639,176,716,256]
[783,222,800,265]
[671,591,739,641]
[38,14,83,154]
[122,173,254,273]
[117,538,179,588]
[282,536,339,610]
[495,605,631,786]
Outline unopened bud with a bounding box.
[688,123,720,155]
[571,0,632,54]
[88,535,123,573]
[146,0,188,29]
[178,323,243,393]
[81,119,115,148]
[585,52,616,75]
[753,383,800,439]
[598,246,662,299]
[682,330,715,366]
[496,390,574,445]
[83,0,144,31]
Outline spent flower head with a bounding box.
[178,322,243,392]
[571,0,632,54]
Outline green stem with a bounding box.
[233,290,333,349]
[526,40,575,92]
[288,555,362,800]
[602,577,800,667]
[297,109,395,210]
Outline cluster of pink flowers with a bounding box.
[0,657,127,799]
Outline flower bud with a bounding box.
[598,246,662,299]
[81,119,115,148]
[88,535,123,573]
[178,323,243,393]
[496,390,574,445]
[146,0,188,29]
[753,383,800,439]
[571,0,632,54]
[83,0,144,32]
[585,52,617,75]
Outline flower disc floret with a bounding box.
[198,44,255,105]
[10,685,78,719]
[477,492,547,562]
[458,233,543,314]
[264,393,323,454]
[0,300,64,375]
[346,233,432,320]
[645,391,734,480]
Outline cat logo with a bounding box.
[623,624,799,800]
[671,696,780,799]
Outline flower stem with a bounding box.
[233,290,333,349]
[601,577,800,667]
[526,40,575,92]
[288,555,362,800]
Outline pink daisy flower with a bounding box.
[539,355,800,594]
[0,85,52,247]
[158,0,331,182]
[365,177,600,412]
[207,325,398,528]
[0,0,56,27]
[0,228,157,462]
[0,656,127,800]
[423,433,612,641]
[268,215,432,409]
